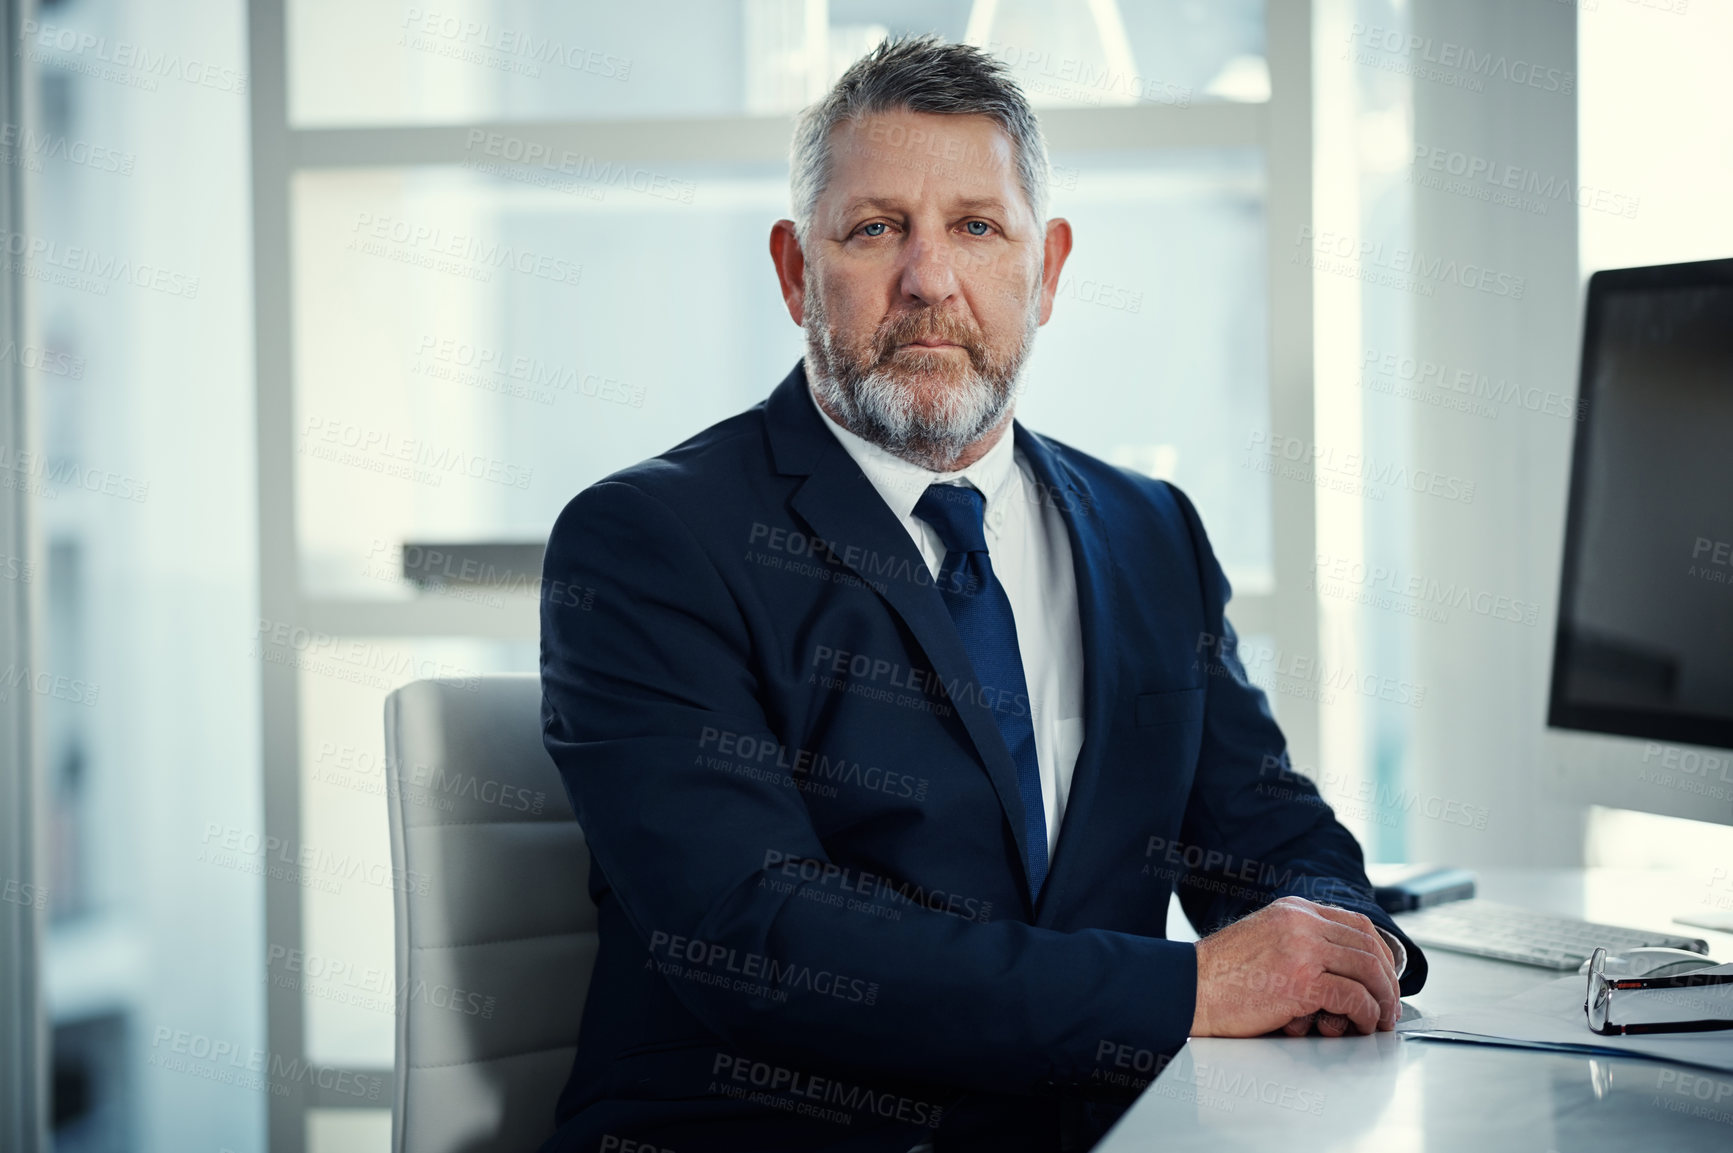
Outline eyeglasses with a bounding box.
[1584,946,1733,1036]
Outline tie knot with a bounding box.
[914,482,988,555]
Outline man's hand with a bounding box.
[1190,896,1400,1038]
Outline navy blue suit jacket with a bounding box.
[538,362,1426,1152]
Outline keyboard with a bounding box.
[1395,899,1711,970]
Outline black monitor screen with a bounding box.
[1549,260,1733,751]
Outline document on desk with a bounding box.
[1398,962,1733,1074]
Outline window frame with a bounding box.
[1,0,48,1145]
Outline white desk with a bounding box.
[1096,868,1733,1152]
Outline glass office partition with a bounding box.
[19,3,261,1151]
[290,162,798,598]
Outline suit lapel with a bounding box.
[765,365,1036,899]
[1013,425,1123,927]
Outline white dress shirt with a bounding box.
[808,386,1085,859]
[805,385,1406,979]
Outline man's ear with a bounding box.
[769,219,807,326]
[1036,217,1074,327]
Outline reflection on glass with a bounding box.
[970,0,1266,108]
[287,0,1265,126]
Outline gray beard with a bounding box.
[803,278,1039,472]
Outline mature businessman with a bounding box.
[539,35,1426,1153]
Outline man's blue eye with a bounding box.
[861,222,887,237]
[965,221,990,236]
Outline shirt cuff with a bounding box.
[1377,927,1408,978]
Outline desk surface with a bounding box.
[1096,868,1733,1152]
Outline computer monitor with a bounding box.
[1546,258,1733,833]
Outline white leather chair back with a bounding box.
[384,675,594,1153]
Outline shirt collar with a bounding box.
[806,379,1019,527]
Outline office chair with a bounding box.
[384,675,595,1153]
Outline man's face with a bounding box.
[783,107,1069,470]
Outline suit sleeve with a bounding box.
[540,479,1200,1093]
[1161,483,1429,997]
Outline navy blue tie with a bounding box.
[913,482,1048,900]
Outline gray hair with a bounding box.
[789,35,1050,244]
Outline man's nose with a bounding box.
[898,233,961,306]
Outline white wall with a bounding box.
[1405,0,1585,866]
